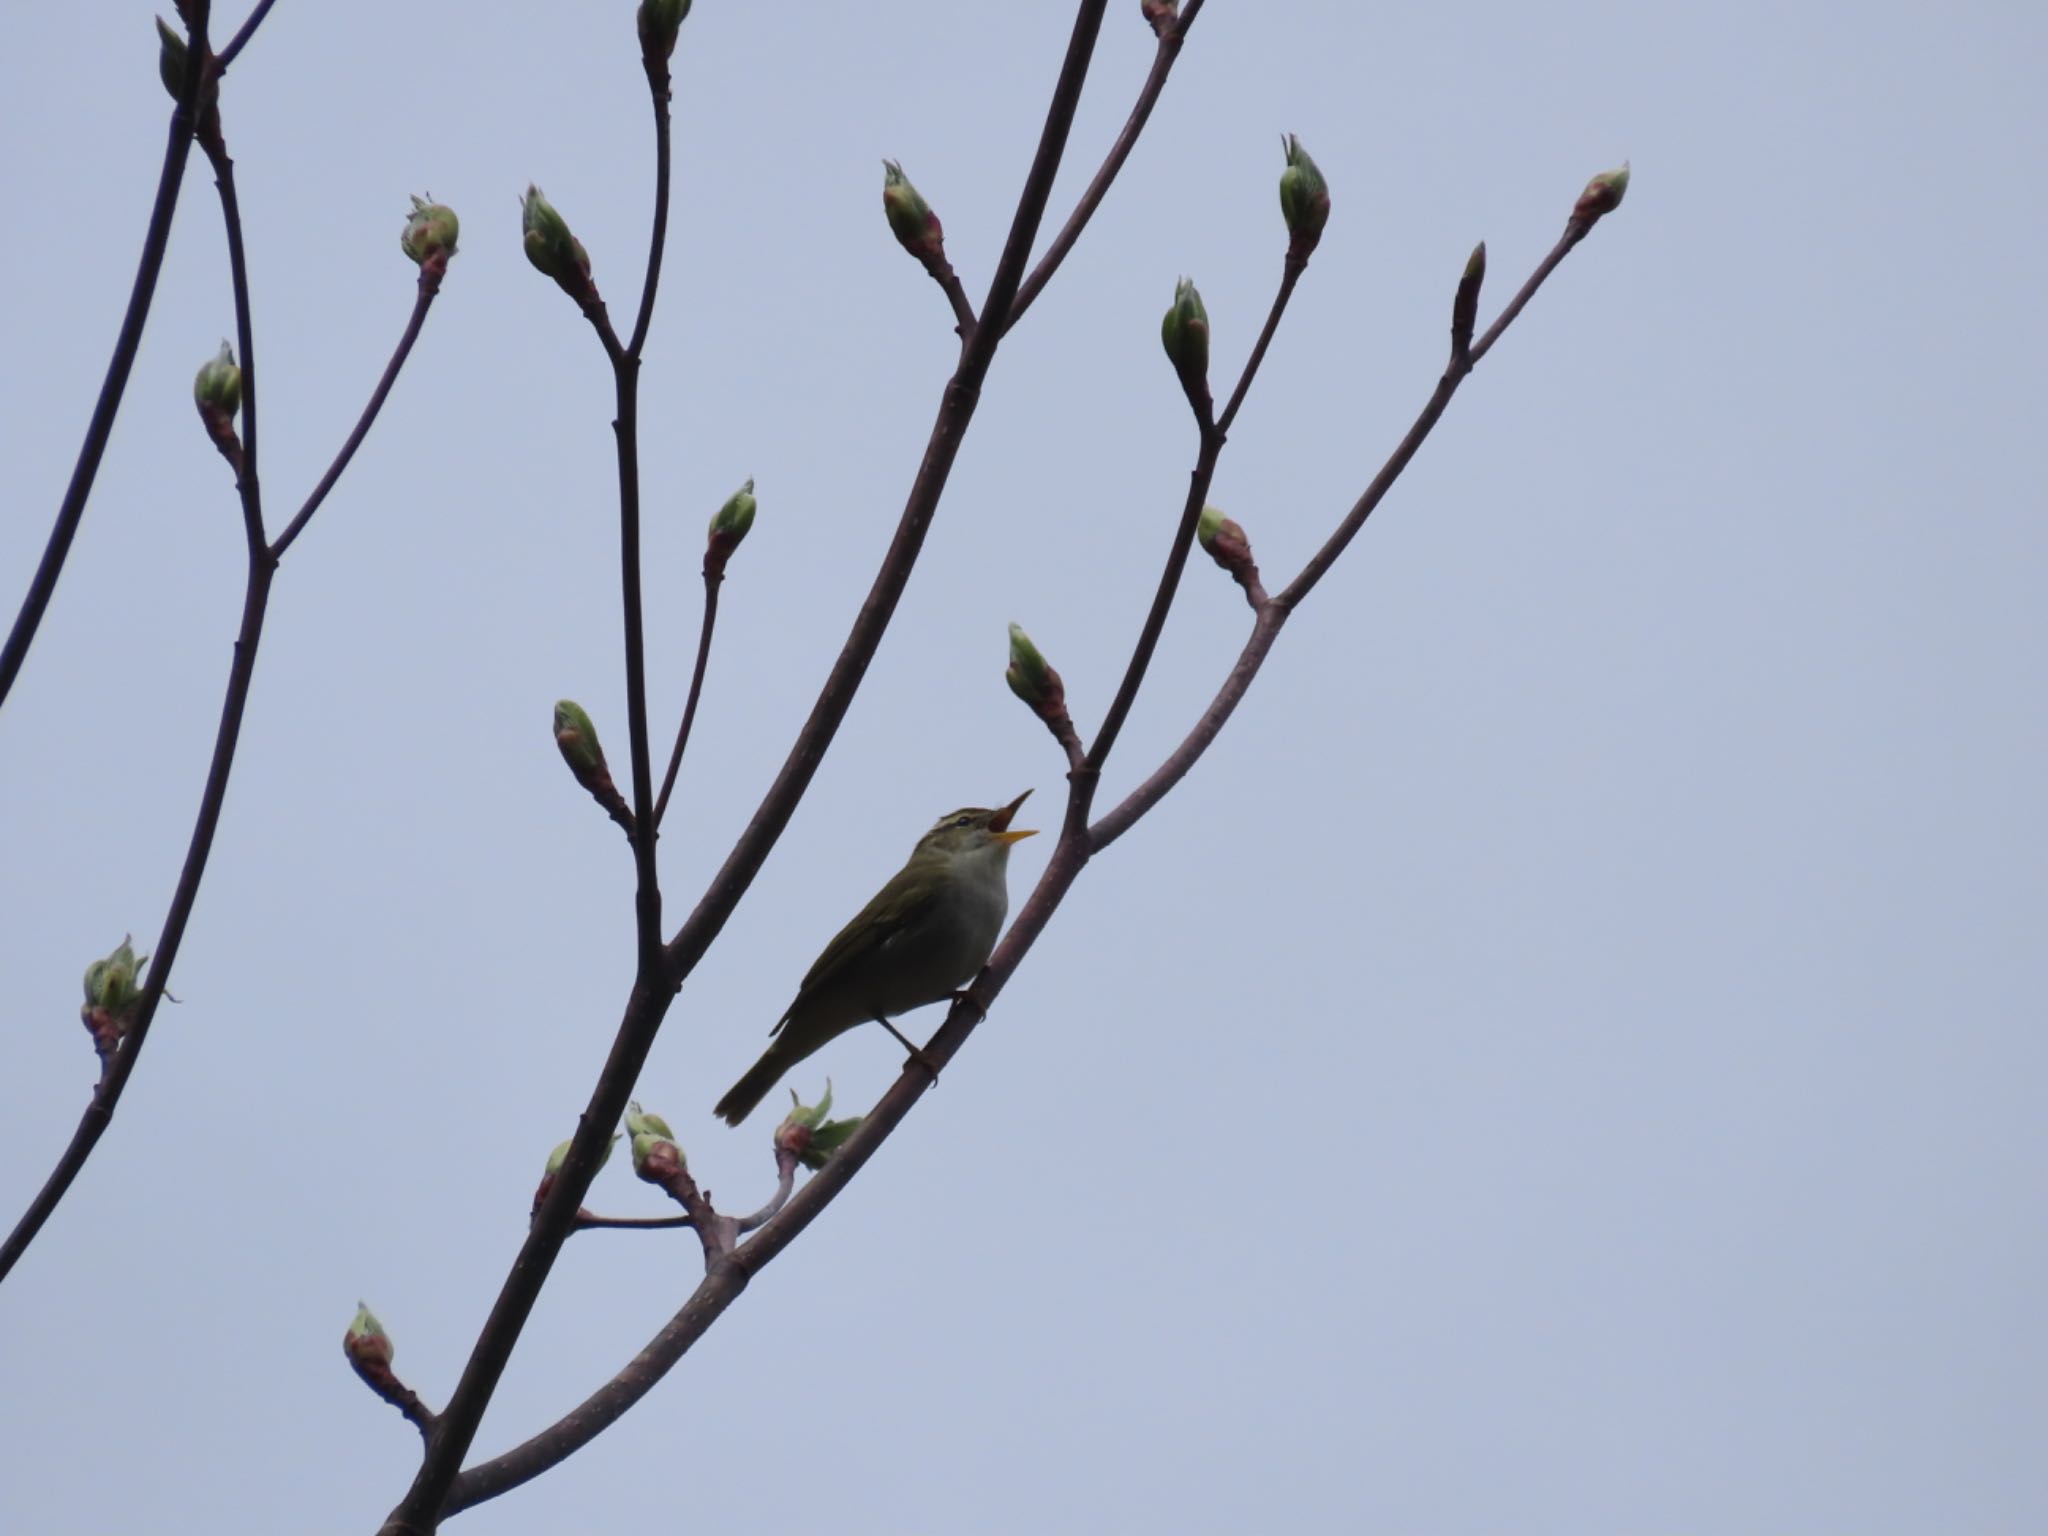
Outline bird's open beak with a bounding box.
[989,789,1036,843]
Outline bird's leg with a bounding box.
[873,1015,942,1082]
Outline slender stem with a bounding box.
[1085,253,1303,776]
[0,561,275,1284]
[1215,258,1302,436]
[734,1154,798,1234]
[272,275,442,560]
[611,360,663,969]
[1089,607,1284,851]
[203,134,267,553]
[381,12,1114,1530]
[652,571,720,828]
[1005,0,1207,335]
[626,63,673,361]
[442,221,1615,1503]
[0,3,213,713]
[572,1211,694,1232]
[216,0,278,70]
[1280,228,1580,611]
[934,259,978,336]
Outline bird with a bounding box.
[713,791,1037,1125]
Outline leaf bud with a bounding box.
[881,160,946,267]
[1160,277,1212,417]
[343,1302,394,1374]
[704,478,757,578]
[399,195,460,274]
[1570,161,1631,230]
[521,185,595,303]
[1278,135,1331,261]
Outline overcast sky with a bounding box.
[4,1,2046,1531]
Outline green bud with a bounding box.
[1196,504,1256,583]
[553,700,605,779]
[399,195,459,270]
[1005,623,1062,711]
[1160,277,1211,410]
[521,185,592,296]
[881,160,944,264]
[193,341,242,418]
[637,0,691,64]
[705,478,757,575]
[155,16,189,101]
[624,1101,675,1142]
[1571,161,1631,226]
[82,935,148,1018]
[785,1081,835,1133]
[544,1133,619,1177]
[1278,135,1331,259]
[775,1084,864,1169]
[344,1301,394,1372]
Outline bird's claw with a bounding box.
[949,988,988,1024]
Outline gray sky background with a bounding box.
[4,1,2046,1531]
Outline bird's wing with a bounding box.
[774,862,946,1029]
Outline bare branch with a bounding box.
[271,275,443,560]
[0,2,214,713]
[653,572,721,828]
[382,10,1119,1526]
[1006,0,1209,334]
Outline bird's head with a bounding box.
[911,790,1037,864]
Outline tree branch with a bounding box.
[439,208,1619,1501]
[1005,0,1207,335]
[0,3,214,713]
[381,9,1118,1528]
[652,571,720,828]
[271,274,443,560]
[201,133,268,554]
[216,0,278,70]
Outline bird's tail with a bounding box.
[713,1042,797,1127]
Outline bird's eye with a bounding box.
[954,815,972,828]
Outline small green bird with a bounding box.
[713,792,1037,1126]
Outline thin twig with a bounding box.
[271,276,442,559]
[0,101,449,1286]
[0,562,276,1284]
[626,60,674,361]
[733,1153,798,1234]
[202,134,267,553]
[572,1211,694,1232]
[216,0,278,70]
[652,571,720,827]
[443,223,1614,1504]
[380,11,1116,1530]
[0,2,214,713]
[1005,0,1208,335]
[1085,254,1304,775]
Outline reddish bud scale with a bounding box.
[1141,0,1179,37]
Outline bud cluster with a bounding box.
[626,1101,686,1185]
[1006,623,1083,759]
[80,936,149,1060]
[399,195,460,278]
[774,1082,865,1173]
